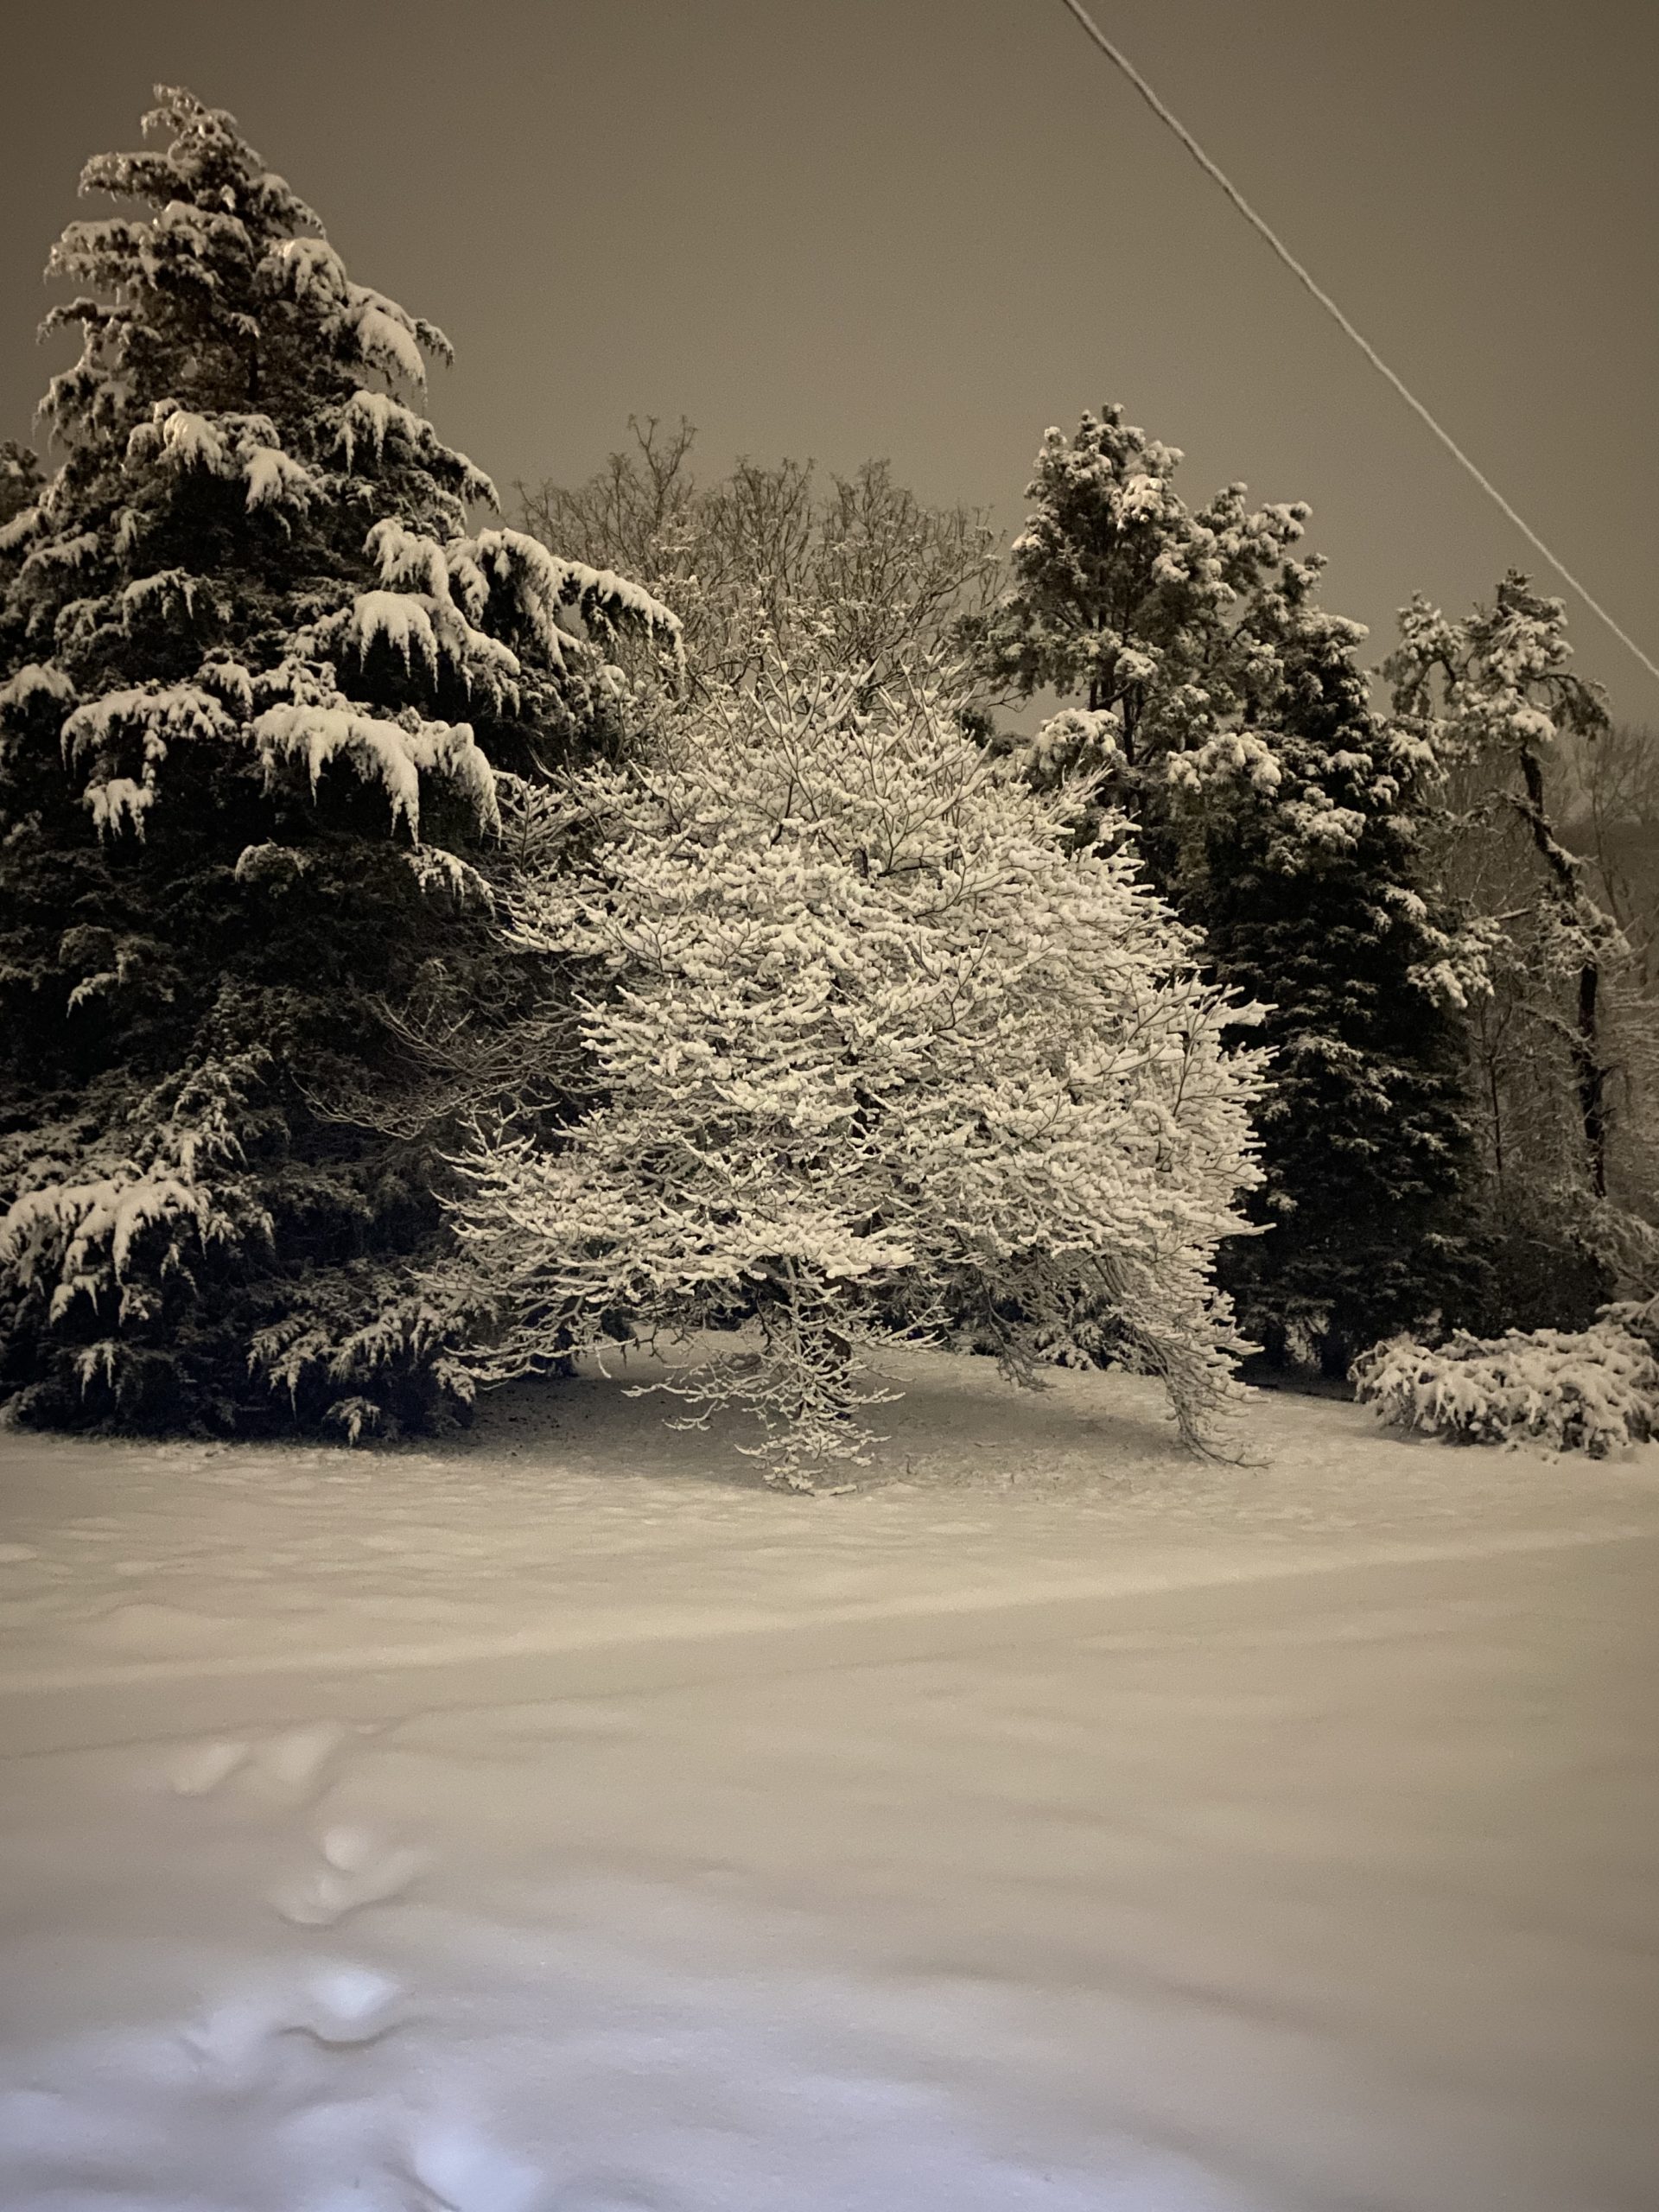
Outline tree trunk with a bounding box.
[1576,960,1607,1199]
[1518,746,1608,1199]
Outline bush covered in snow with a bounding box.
[1351,1306,1659,1457]
[447,658,1267,1486]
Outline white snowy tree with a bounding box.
[445,659,1267,1485]
[1385,574,1656,1314]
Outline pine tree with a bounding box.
[969,409,1484,1367]
[447,659,1267,1486]
[964,407,1307,880]
[0,89,677,1436]
[1196,560,1484,1368]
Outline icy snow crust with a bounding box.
[2,1346,1657,2210]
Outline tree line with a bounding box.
[1,92,1652,1474]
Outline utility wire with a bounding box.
[1055,0,1659,689]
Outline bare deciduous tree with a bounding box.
[1388,575,1657,1300]
[518,417,1001,693]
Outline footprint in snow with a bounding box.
[238,1719,354,1808]
[295,1961,408,2045]
[167,1720,355,1806]
[181,1964,408,2088]
[272,1823,434,1927]
[394,2120,546,2212]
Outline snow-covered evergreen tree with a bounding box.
[1385,573,1654,1320]
[964,406,1307,877]
[1192,560,1485,1368]
[969,407,1484,1367]
[0,90,677,1435]
[445,659,1266,1486]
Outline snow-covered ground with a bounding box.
[3,1344,1657,2210]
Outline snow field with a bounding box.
[3,1345,1658,2209]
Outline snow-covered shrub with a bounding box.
[1351,1318,1659,1457]
[1602,1289,1659,1347]
[446,658,1267,1487]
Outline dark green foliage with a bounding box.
[1195,566,1486,1370]
[971,410,1485,1368]
[0,90,674,1436]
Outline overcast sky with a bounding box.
[4,0,1655,716]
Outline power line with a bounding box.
[1054,0,1659,690]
